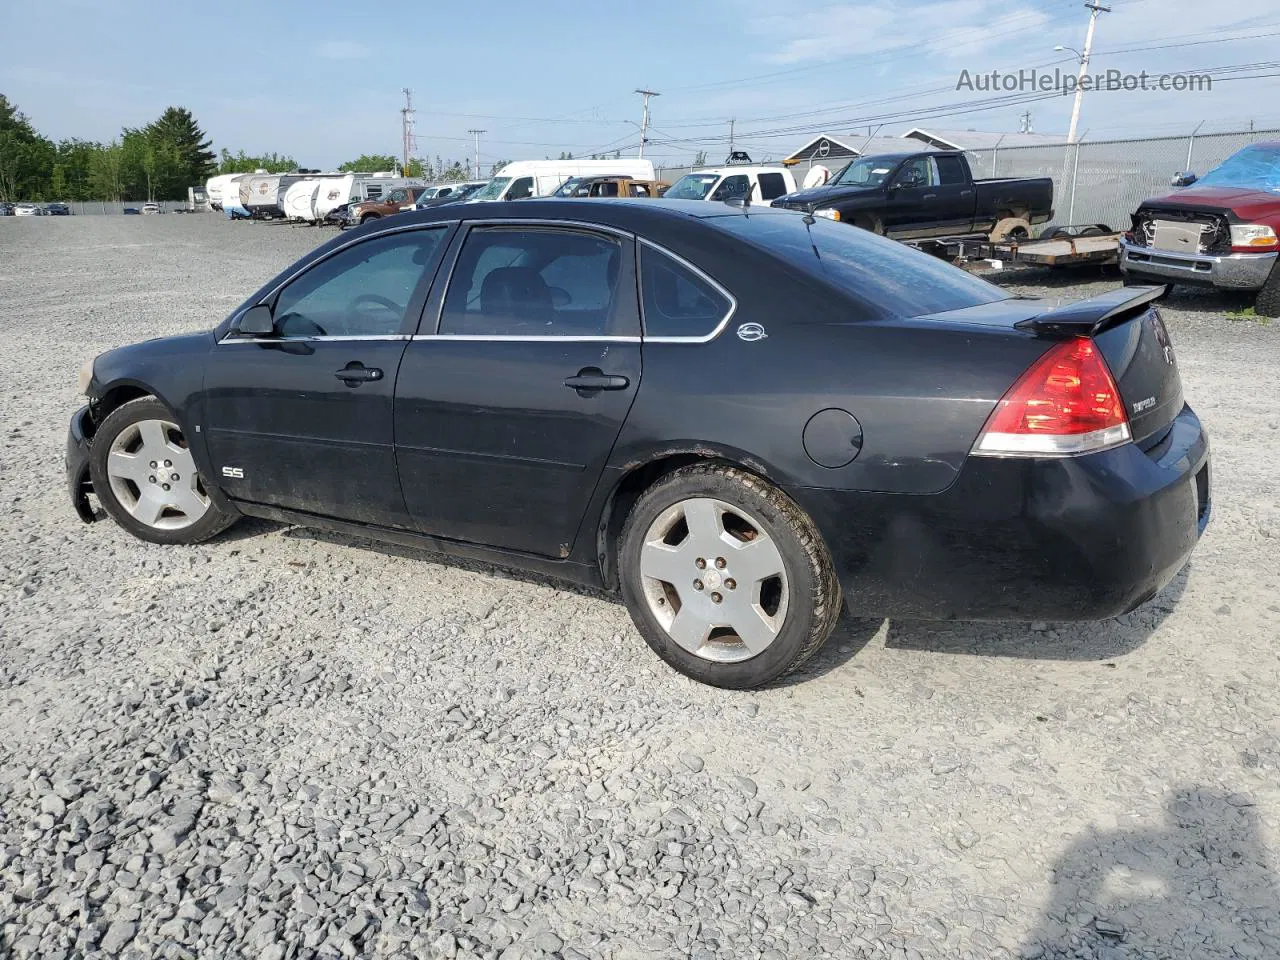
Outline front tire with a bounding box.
[1256,262,1280,318]
[88,397,236,545]
[618,464,841,689]
[360,213,381,225]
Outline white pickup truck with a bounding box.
[662,165,798,206]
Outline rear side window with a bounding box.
[757,172,788,200]
[640,244,733,339]
[935,155,967,185]
[440,226,628,337]
[713,214,1007,318]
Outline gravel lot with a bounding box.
[2,215,1278,960]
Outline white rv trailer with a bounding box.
[468,159,657,202]
[241,173,306,219]
[282,179,322,222]
[312,172,425,221]
[204,172,250,211]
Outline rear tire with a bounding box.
[1256,262,1280,318]
[618,464,841,689]
[89,397,236,546]
[991,216,1031,242]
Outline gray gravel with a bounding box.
[2,215,1279,959]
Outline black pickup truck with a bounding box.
[772,151,1053,241]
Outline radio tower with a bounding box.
[400,88,418,174]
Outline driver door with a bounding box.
[883,156,937,238]
[200,226,452,527]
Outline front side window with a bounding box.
[440,226,627,337]
[385,189,407,204]
[552,177,585,197]
[267,229,447,338]
[507,177,534,200]
[892,157,935,189]
[640,245,732,339]
[711,175,750,201]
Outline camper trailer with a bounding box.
[312,172,424,223]
[204,172,248,212]
[282,179,323,223]
[240,173,304,219]
[468,159,657,202]
[222,175,251,219]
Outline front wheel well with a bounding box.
[89,385,155,436]
[596,452,770,590]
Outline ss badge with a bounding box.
[221,466,244,479]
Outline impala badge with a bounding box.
[737,322,768,342]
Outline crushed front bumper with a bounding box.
[1120,240,1277,291]
[66,404,97,522]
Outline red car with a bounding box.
[1120,141,1280,316]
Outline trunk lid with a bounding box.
[925,287,1184,448]
[1018,286,1184,447]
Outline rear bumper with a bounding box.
[1120,240,1276,291]
[790,403,1210,621]
[66,405,97,522]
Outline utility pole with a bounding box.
[467,129,486,179]
[635,89,659,158]
[400,88,417,175]
[1019,110,1033,134]
[728,118,736,155]
[1065,3,1109,144]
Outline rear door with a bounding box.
[394,222,642,557]
[201,225,452,527]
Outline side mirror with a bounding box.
[1171,172,1198,187]
[238,304,275,336]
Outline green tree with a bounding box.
[0,95,55,200]
[55,139,101,200]
[217,149,298,174]
[339,154,399,173]
[88,141,125,200]
[146,107,215,188]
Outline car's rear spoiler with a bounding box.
[1015,284,1167,336]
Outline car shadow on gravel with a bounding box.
[879,564,1190,662]
[1018,786,1279,959]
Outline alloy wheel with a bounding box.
[105,419,210,530]
[639,497,789,663]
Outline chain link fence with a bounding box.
[966,128,1278,230]
[660,127,1278,234]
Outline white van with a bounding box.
[662,165,798,206]
[469,159,657,202]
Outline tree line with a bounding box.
[0,94,506,202]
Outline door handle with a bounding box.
[564,367,629,395]
[961,190,974,197]
[923,193,937,200]
[335,363,383,385]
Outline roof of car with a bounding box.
[402,197,795,226]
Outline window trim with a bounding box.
[417,219,640,342]
[219,222,457,345]
[637,238,737,344]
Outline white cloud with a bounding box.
[316,41,370,60]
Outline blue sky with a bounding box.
[3,0,1279,171]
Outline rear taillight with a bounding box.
[973,337,1131,457]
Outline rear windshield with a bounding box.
[713,213,1009,317]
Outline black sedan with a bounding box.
[66,200,1210,689]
